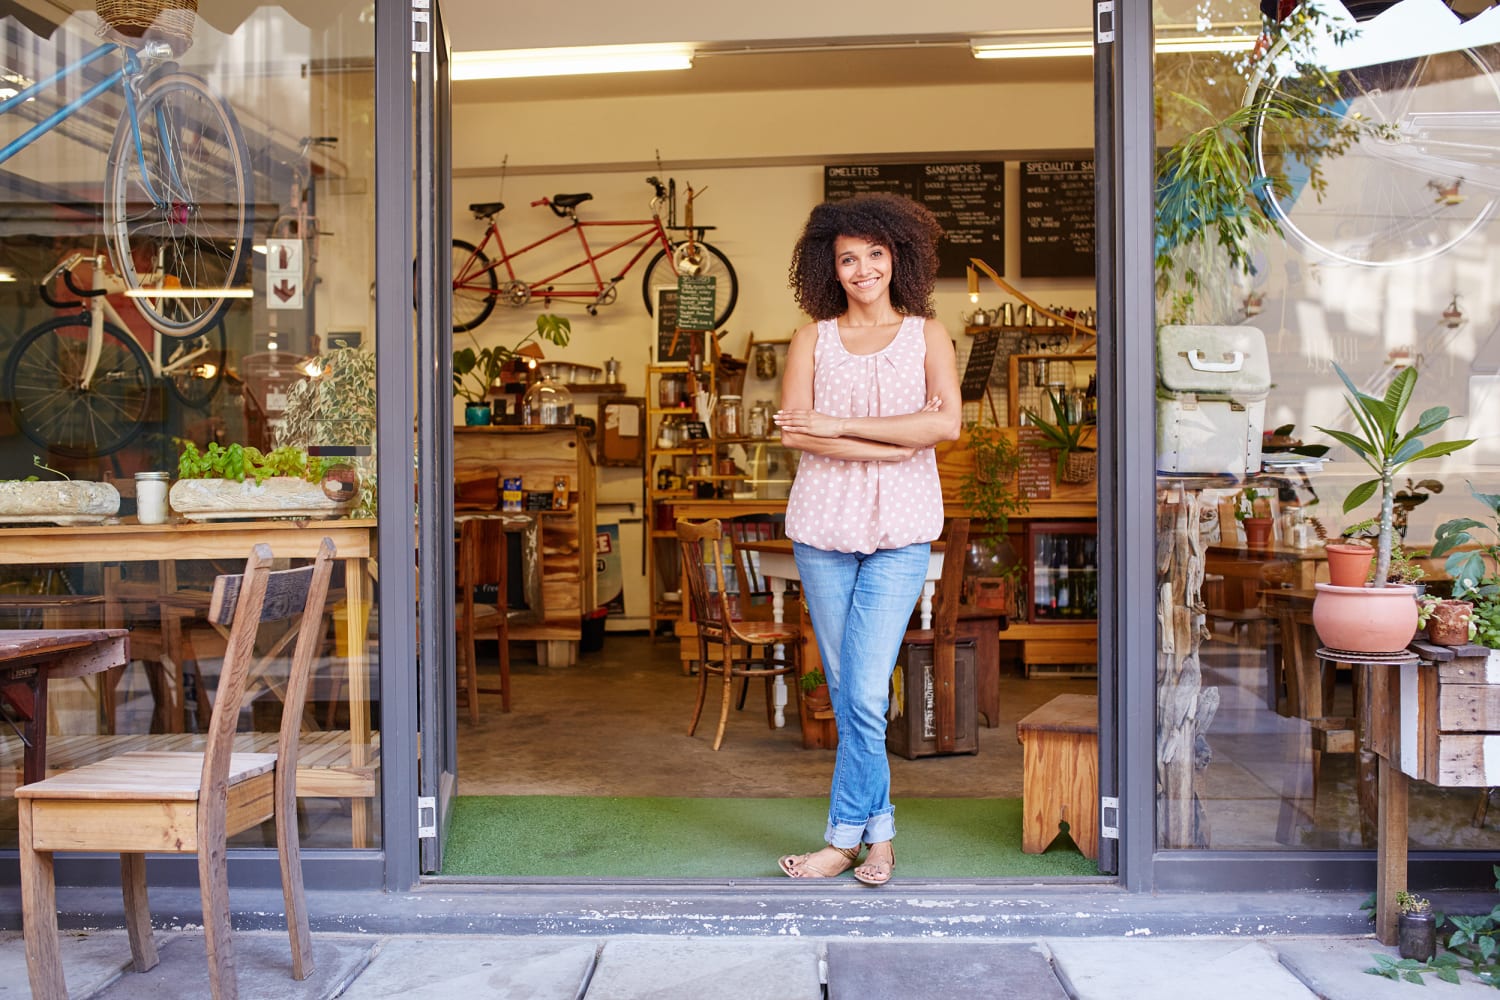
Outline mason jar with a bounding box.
[714,394,743,438]
[135,471,170,525]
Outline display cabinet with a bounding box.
[1026,520,1099,623]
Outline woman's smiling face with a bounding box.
[834,235,892,307]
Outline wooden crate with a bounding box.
[1367,643,1500,787]
[888,640,978,760]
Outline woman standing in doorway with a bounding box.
[773,193,961,886]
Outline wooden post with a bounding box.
[1376,756,1409,946]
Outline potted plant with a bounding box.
[0,455,120,526]
[1311,365,1473,654]
[1235,487,1273,550]
[1022,388,1095,485]
[1419,595,1475,647]
[170,441,348,521]
[956,425,1030,613]
[453,313,571,425]
[277,347,377,517]
[799,668,831,714]
[1325,522,1375,588]
[1395,891,1437,962]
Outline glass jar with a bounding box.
[135,471,170,525]
[658,373,684,408]
[522,374,574,427]
[754,343,778,380]
[714,395,743,438]
[746,400,770,439]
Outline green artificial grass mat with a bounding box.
[441,796,1099,878]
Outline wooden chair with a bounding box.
[17,539,336,1000]
[676,519,801,750]
[901,518,971,753]
[456,516,512,723]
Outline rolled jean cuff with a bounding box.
[825,810,895,849]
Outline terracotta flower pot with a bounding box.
[1312,582,1419,654]
[1429,599,1475,646]
[1242,516,1273,550]
[1325,542,1375,587]
[802,683,831,715]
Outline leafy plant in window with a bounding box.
[452,314,571,405]
[1154,4,1367,324]
[277,347,378,516]
[1021,389,1094,483]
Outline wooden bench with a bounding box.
[1016,693,1099,860]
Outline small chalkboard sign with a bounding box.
[655,288,689,363]
[677,275,716,331]
[1017,426,1054,500]
[960,329,1002,402]
[683,420,709,440]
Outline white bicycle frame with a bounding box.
[45,251,216,391]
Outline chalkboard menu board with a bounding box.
[654,289,689,363]
[823,162,1004,277]
[1019,159,1095,278]
[960,329,1001,402]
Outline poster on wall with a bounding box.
[1019,158,1095,277]
[823,162,1004,277]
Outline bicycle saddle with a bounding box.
[468,201,504,218]
[548,192,593,217]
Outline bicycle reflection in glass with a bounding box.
[3,252,226,458]
[1248,25,1500,267]
[0,33,252,334]
[450,176,738,332]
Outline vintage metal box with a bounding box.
[887,639,979,759]
[1156,324,1271,476]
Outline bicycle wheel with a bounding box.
[452,239,498,333]
[162,320,226,409]
[4,315,153,458]
[641,240,738,329]
[1249,45,1500,267]
[105,72,253,336]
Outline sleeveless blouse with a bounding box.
[784,314,945,553]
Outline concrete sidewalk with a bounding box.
[3,928,1497,1000]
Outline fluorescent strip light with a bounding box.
[453,43,694,81]
[124,287,254,299]
[971,32,1258,60]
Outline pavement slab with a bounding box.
[91,930,374,1000]
[0,929,177,1000]
[1048,937,1318,1000]
[582,937,822,1000]
[827,940,1065,1000]
[1278,937,1500,997]
[337,936,598,999]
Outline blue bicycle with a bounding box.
[0,25,252,336]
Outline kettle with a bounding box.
[965,307,994,328]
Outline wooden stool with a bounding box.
[1017,693,1099,860]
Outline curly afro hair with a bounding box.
[788,193,943,320]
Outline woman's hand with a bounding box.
[772,408,845,438]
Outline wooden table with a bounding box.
[0,628,128,786]
[1017,693,1099,859]
[0,518,378,845]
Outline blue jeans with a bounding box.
[793,541,930,849]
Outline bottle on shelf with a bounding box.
[1055,535,1071,617]
[1032,534,1052,619]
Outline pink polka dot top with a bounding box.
[784,314,945,554]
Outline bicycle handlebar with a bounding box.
[531,197,549,207]
[36,252,98,308]
[646,176,666,199]
[60,262,105,300]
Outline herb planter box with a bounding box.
[169,477,351,522]
[0,481,120,525]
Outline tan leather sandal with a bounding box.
[854,841,894,886]
[778,843,861,879]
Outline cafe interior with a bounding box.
[3,0,1500,886]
